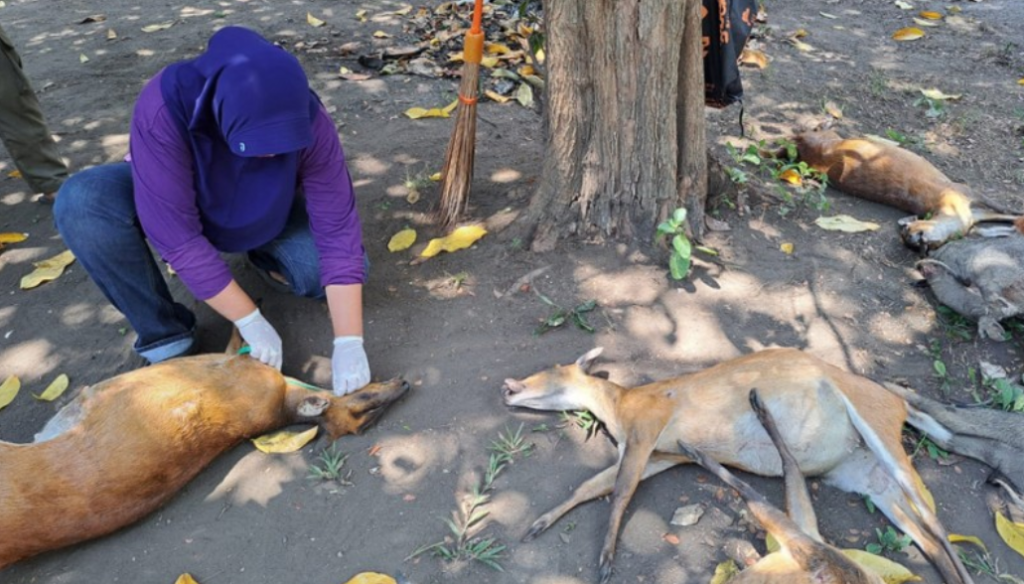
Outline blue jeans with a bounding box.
[54,162,326,363]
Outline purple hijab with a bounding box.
[158,26,320,252]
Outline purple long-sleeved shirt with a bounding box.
[129,70,365,300]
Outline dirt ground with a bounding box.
[2,0,1024,583]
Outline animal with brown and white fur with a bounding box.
[0,354,408,570]
[502,347,972,584]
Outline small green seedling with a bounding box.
[307,443,348,481]
[866,526,912,555]
[656,208,694,280]
[535,295,598,335]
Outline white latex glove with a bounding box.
[234,308,283,370]
[332,336,370,396]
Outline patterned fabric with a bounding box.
[702,0,757,108]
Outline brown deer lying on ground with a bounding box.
[793,129,1018,250]
[677,389,884,584]
[0,354,409,570]
[502,347,972,584]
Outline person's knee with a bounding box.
[54,166,133,243]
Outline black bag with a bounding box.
[702,0,757,108]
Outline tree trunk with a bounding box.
[522,0,707,252]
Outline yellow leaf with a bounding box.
[824,100,843,119]
[373,30,392,39]
[442,99,459,114]
[0,376,20,410]
[777,168,803,185]
[948,533,988,552]
[20,249,76,290]
[1019,78,1024,86]
[79,54,90,63]
[355,9,368,22]
[174,574,200,584]
[788,38,815,52]
[406,188,420,205]
[814,215,881,232]
[420,225,487,259]
[895,0,914,8]
[893,27,925,41]
[709,559,740,584]
[106,28,117,40]
[34,374,69,402]
[391,5,413,16]
[307,12,326,27]
[920,88,961,101]
[342,573,397,584]
[141,22,174,33]
[766,532,780,552]
[918,10,943,19]
[388,229,417,252]
[516,83,534,108]
[842,549,922,583]
[780,242,794,254]
[791,28,809,38]
[429,172,442,181]
[912,17,941,28]
[7,169,22,179]
[0,232,28,244]
[518,64,536,77]
[252,426,318,453]
[404,107,449,119]
[486,42,512,55]
[485,90,511,104]
[481,55,500,68]
[739,48,769,68]
[448,51,465,63]
[995,509,1024,559]
[948,6,962,14]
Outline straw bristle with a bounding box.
[437,62,481,230]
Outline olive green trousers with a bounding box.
[0,23,67,195]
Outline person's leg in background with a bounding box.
[0,23,68,200]
[54,163,196,363]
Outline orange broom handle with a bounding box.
[463,0,485,65]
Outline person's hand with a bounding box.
[234,308,283,370]
[332,336,370,396]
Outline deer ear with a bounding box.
[575,347,604,373]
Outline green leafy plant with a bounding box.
[407,426,534,571]
[656,208,695,280]
[935,305,973,341]
[724,140,830,215]
[535,295,598,335]
[909,429,949,461]
[307,443,349,482]
[558,409,603,440]
[984,377,1024,412]
[865,526,912,555]
[913,95,946,118]
[928,340,952,394]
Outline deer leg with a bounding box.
[825,451,974,584]
[524,452,686,541]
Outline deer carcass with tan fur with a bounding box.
[502,347,972,584]
[0,354,408,570]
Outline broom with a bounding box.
[436,0,485,230]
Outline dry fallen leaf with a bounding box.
[78,14,107,24]
[820,12,838,19]
[442,99,458,114]
[106,28,117,40]
[814,215,881,232]
[34,374,69,402]
[0,232,28,245]
[373,30,392,39]
[485,90,511,104]
[79,54,90,63]
[429,172,442,181]
[912,17,941,28]
[996,509,1024,558]
[404,106,450,119]
[662,533,681,545]
[918,10,943,19]
[948,533,987,552]
[791,28,809,38]
[355,9,368,22]
[388,228,417,252]
[824,100,843,119]
[920,88,961,101]
[419,225,488,259]
[739,48,769,68]
[174,574,200,584]
[780,242,794,254]
[893,27,926,41]
[252,426,318,453]
[342,573,398,584]
[141,22,175,33]
[842,549,922,583]
[0,375,20,411]
[307,12,326,27]
[7,169,22,179]
[895,0,914,8]
[516,83,534,108]
[709,559,740,584]
[777,168,803,185]
[20,249,76,290]
[1017,77,1024,86]
[788,37,815,52]
[486,42,512,55]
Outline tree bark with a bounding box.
[522,0,707,252]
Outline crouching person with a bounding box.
[54,26,370,395]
